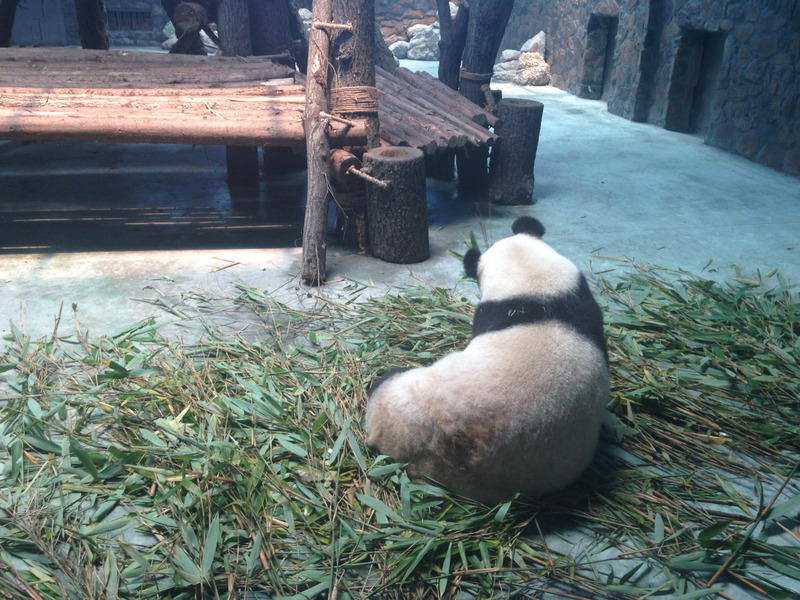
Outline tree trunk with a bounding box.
[218,0,259,190]
[459,0,514,106]
[373,22,397,73]
[0,0,21,47]
[329,0,378,249]
[74,0,109,50]
[249,0,295,67]
[300,0,333,284]
[456,0,515,195]
[488,99,543,205]
[364,147,429,264]
[437,0,469,91]
[218,0,252,57]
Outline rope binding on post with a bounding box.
[459,68,494,82]
[330,86,380,115]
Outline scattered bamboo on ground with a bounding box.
[1,263,798,599]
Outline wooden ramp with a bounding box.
[0,47,496,152]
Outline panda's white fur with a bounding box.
[365,217,609,504]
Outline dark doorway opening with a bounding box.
[664,28,727,136]
[578,14,619,100]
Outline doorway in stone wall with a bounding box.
[578,14,619,101]
[664,28,727,136]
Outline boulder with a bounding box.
[513,52,551,86]
[520,31,547,58]
[389,40,410,60]
[407,26,440,60]
[492,59,520,82]
[500,49,521,61]
[407,23,429,38]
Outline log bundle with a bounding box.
[0,47,497,153]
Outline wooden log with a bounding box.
[488,99,544,205]
[388,68,499,128]
[300,0,333,285]
[376,70,496,145]
[0,106,366,146]
[364,146,429,263]
[0,48,295,88]
[329,149,361,183]
[0,85,306,99]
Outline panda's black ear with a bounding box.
[512,216,545,238]
[463,248,481,280]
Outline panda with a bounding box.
[364,216,609,505]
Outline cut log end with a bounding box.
[364,146,429,264]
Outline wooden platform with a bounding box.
[0,47,496,152]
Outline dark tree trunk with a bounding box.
[373,22,397,73]
[218,0,259,190]
[459,0,514,106]
[0,0,21,47]
[488,99,543,205]
[75,0,109,50]
[437,0,469,91]
[249,0,295,67]
[364,147,429,264]
[456,0,514,195]
[218,0,252,57]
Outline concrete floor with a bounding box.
[1,61,799,342]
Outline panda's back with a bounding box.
[414,322,608,502]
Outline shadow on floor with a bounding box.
[0,141,496,254]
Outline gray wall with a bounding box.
[499,0,799,176]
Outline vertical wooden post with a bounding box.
[364,147,429,264]
[300,0,333,285]
[488,99,544,205]
[217,0,259,191]
[74,0,109,50]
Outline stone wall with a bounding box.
[499,0,799,176]
[375,0,439,44]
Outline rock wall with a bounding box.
[499,0,800,176]
[375,0,439,44]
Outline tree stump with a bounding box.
[488,99,544,205]
[365,147,429,263]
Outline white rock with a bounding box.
[407,27,440,61]
[389,40,410,60]
[492,60,520,83]
[520,31,547,58]
[450,2,459,19]
[500,49,521,62]
[407,23,430,38]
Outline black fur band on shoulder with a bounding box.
[471,276,608,363]
[511,216,545,238]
